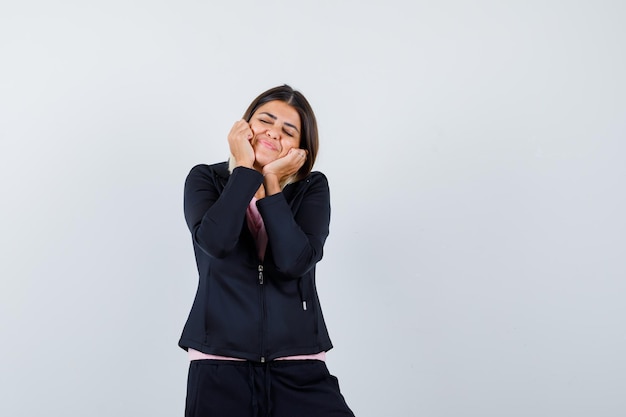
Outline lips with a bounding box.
[258,139,278,151]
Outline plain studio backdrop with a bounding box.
[1,1,624,416]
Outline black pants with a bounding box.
[185,359,355,417]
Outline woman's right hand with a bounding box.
[228,119,255,169]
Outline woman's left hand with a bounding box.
[262,148,307,195]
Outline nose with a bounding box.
[266,128,279,140]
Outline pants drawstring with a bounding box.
[265,362,272,417]
[248,361,273,417]
[248,362,259,417]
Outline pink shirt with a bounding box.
[246,197,268,261]
[188,197,325,362]
[188,348,326,362]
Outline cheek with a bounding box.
[286,137,301,149]
[281,141,298,155]
[249,122,262,136]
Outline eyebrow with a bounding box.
[259,112,300,133]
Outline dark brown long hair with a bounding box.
[242,85,319,181]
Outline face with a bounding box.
[249,100,302,169]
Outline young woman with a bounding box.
[179,85,355,417]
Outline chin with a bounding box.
[254,152,278,168]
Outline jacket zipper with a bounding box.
[258,263,266,362]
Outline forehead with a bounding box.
[253,101,301,129]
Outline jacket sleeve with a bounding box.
[257,173,331,278]
[184,164,264,258]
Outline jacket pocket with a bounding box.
[202,264,212,344]
[266,276,318,351]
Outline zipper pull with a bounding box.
[258,265,264,285]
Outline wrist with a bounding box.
[233,157,254,169]
[235,162,254,169]
[263,172,281,196]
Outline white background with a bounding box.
[1,1,625,416]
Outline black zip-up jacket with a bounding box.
[178,162,333,362]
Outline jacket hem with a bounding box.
[179,338,333,363]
